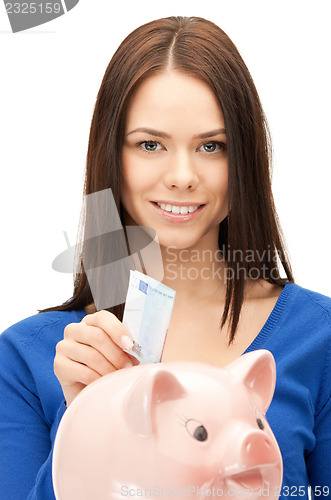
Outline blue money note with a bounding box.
[122,270,176,363]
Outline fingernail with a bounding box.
[121,335,134,350]
[124,361,133,368]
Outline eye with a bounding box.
[138,141,163,153]
[198,141,225,153]
[256,418,265,430]
[185,419,208,442]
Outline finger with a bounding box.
[61,339,118,377]
[82,310,134,351]
[64,322,134,369]
[54,348,101,387]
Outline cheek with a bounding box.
[210,170,228,223]
[121,156,160,196]
[207,168,228,204]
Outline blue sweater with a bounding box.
[0,283,330,499]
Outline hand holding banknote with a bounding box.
[54,310,138,407]
[54,272,175,405]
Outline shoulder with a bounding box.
[280,283,331,330]
[0,309,86,354]
[291,282,331,309]
[257,282,331,349]
[0,309,86,398]
[267,283,331,409]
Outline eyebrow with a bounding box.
[126,127,226,139]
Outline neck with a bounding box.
[160,239,228,302]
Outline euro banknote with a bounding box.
[122,270,176,363]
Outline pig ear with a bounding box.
[123,367,187,437]
[226,350,276,413]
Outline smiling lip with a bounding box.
[151,201,205,222]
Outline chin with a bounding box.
[155,232,204,251]
[157,220,220,249]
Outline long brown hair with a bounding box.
[42,16,293,342]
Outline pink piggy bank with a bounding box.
[52,349,282,500]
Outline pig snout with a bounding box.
[219,431,281,500]
[220,427,280,493]
[241,431,279,468]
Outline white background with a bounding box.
[0,0,330,332]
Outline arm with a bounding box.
[0,310,135,499]
[0,331,62,500]
[306,396,331,499]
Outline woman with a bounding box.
[0,16,330,500]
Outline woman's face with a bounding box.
[121,70,228,250]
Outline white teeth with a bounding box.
[157,203,200,214]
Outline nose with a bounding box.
[163,151,199,191]
[241,431,279,468]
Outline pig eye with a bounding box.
[194,425,208,441]
[256,418,265,430]
[185,419,208,442]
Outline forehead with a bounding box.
[125,70,225,132]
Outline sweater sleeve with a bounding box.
[0,326,65,500]
[27,404,66,500]
[306,395,331,497]
[305,296,331,498]
[306,368,331,498]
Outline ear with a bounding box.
[123,366,187,437]
[226,350,276,413]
